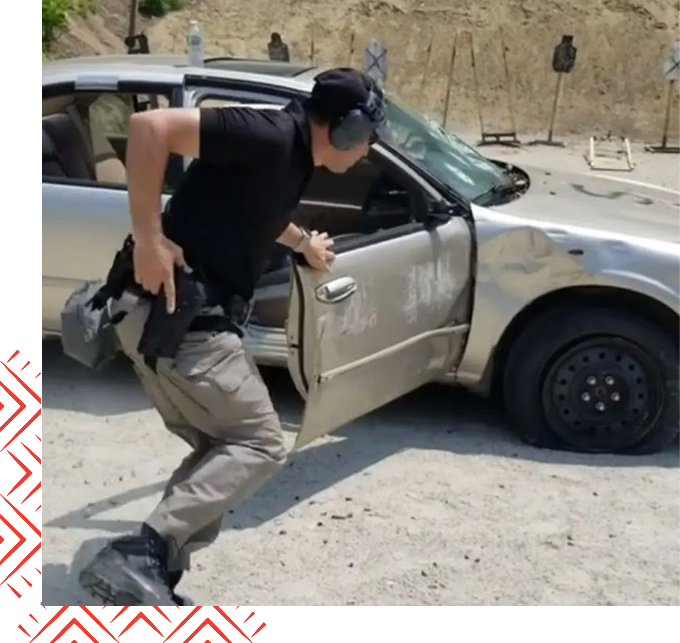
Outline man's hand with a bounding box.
[133,234,189,313]
[302,231,335,272]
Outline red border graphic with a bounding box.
[0,349,680,643]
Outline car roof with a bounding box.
[43,54,322,90]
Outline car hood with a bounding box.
[489,166,680,244]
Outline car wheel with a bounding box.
[502,304,679,454]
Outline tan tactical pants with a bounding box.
[111,293,287,571]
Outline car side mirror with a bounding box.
[425,200,454,229]
[424,212,450,230]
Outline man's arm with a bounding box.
[276,222,309,251]
[126,108,200,243]
[128,105,288,308]
[128,106,283,242]
[277,223,336,272]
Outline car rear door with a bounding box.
[287,210,474,450]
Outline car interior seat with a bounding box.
[42,98,127,184]
[66,104,127,184]
[42,113,96,181]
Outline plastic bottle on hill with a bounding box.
[187,20,204,67]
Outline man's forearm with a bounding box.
[277,222,307,250]
[127,113,170,243]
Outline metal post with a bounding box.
[127,0,157,109]
[419,31,434,107]
[661,79,675,148]
[128,0,139,40]
[441,33,459,129]
[644,48,680,153]
[469,32,485,139]
[310,25,315,65]
[500,27,518,137]
[547,72,564,144]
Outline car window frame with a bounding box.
[382,96,510,202]
[258,149,458,289]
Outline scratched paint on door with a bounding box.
[402,254,460,324]
[333,277,379,335]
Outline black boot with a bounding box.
[78,525,176,606]
[168,569,195,606]
[169,569,183,589]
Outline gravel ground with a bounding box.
[42,143,680,606]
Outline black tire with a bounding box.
[502,304,679,455]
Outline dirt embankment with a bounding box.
[54,0,680,141]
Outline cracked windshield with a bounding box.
[383,96,510,201]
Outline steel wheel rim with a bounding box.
[541,336,665,451]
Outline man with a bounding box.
[267,32,290,62]
[78,68,387,606]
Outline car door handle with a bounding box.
[315,276,357,304]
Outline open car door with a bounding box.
[287,217,474,450]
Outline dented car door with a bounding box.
[287,218,474,449]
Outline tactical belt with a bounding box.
[96,233,255,371]
[189,296,253,338]
[189,315,244,337]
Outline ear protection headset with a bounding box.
[328,84,387,151]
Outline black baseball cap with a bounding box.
[309,67,386,126]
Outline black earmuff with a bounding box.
[329,87,386,151]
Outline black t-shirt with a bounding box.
[163,99,314,304]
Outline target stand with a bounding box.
[479,131,522,147]
[646,41,680,154]
[528,36,578,148]
[645,142,680,154]
[469,30,522,148]
[645,81,679,153]
[586,134,635,171]
[125,33,150,55]
[527,72,567,148]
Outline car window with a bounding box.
[87,93,170,138]
[42,90,173,189]
[303,158,380,209]
[295,152,424,244]
[382,96,510,202]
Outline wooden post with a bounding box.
[469,32,485,137]
[348,31,355,66]
[127,0,156,109]
[661,79,676,148]
[419,31,434,109]
[547,72,564,144]
[500,27,517,135]
[310,24,315,64]
[128,0,139,39]
[441,33,459,128]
